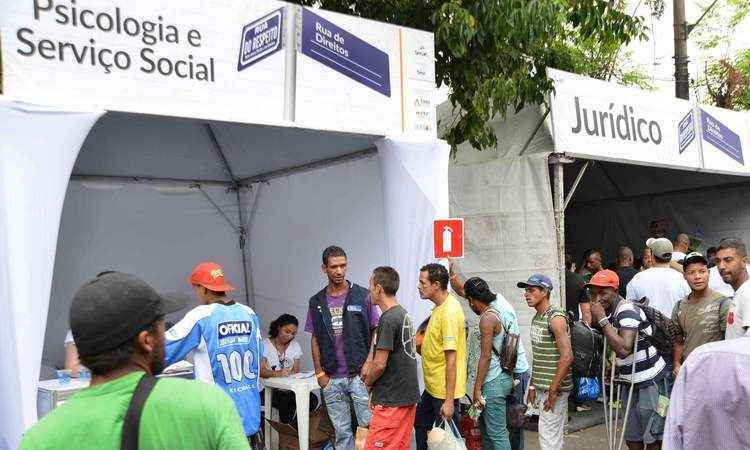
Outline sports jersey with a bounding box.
[165,300,263,436]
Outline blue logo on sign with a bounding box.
[300,8,391,97]
[701,109,744,165]
[678,111,695,154]
[238,8,283,72]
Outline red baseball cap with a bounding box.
[190,262,235,292]
[586,269,619,290]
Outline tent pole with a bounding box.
[563,160,591,211]
[71,174,233,188]
[550,154,574,306]
[204,123,252,306]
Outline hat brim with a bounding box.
[517,282,548,289]
[199,282,235,292]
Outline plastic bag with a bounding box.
[427,420,467,450]
[576,377,601,403]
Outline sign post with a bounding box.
[434,219,464,259]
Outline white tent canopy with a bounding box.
[442,69,750,345]
[0,1,447,448]
[1,100,448,450]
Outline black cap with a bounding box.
[70,272,165,357]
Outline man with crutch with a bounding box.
[588,270,669,450]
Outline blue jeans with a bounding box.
[479,375,513,450]
[322,376,371,450]
[508,371,529,450]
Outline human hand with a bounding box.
[673,363,681,378]
[526,387,536,406]
[317,373,330,389]
[278,369,291,377]
[590,301,606,323]
[360,362,370,381]
[472,389,484,411]
[440,400,454,422]
[543,389,558,412]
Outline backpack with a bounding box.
[631,297,681,356]
[485,308,519,373]
[546,309,603,378]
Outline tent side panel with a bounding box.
[0,102,102,450]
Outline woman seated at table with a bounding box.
[260,314,318,424]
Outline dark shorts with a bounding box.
[621,379,669,444]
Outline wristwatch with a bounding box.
[597,316,610,328]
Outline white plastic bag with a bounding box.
[427,420,467,450]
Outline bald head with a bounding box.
[617,246,634,267]
[675,233,690,252]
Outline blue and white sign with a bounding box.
[701,109,744,165]
[237,8,283,72]
[678,111,695,154]
[300,8,391,97]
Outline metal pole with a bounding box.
[552,160,566,305]
[674,0,690,100]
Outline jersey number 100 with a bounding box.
[216,350,256,383]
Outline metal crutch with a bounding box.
[601,338,613,450]
[615,338,638,450]
[608,352,617,448]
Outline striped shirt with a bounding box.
[530,307,573,391]
[610,299,667,387]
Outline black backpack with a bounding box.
[546,309,603,379]
[631,297,681,356]
[568,318,603,378]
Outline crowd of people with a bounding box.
[18,236,750,450]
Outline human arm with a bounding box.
[364,349,390,392]
[310,335,329,388]
[545,315,573,411]
[441,350,457,420]
[259,358,290,378]
[472,313,498,406]
[447,258,466,298]
[292,359,300,374]
[164,309,207,366]
[64,342,80,377]
[590,301,636,358]
[579,302,592,326]
[671,303,685,375]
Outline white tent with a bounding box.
[442,69,750,343]
[0,2,447,448]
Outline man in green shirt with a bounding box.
[19,272,250,450]
[518,274,573,450]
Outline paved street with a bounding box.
[525,423,610,450]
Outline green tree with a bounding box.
[291,0,661,152]
[691,0,750,110]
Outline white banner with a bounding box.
[1,1,438,137]
[548,68,702,170]
[0,0,288,125]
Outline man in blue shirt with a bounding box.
[165,262,263,444]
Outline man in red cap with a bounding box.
[589,270,669,450]
[165,262,264,445]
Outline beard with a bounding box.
[149,343,166,375]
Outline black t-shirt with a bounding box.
[565,271,587,320]
[616,266,638,297]
[371,305,421,407]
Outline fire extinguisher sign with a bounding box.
[434,219,464,259]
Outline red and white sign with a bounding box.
[434,219,464,259]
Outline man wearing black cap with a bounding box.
[19,273,249,450]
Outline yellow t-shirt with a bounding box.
[421,294,468,399]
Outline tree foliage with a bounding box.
[691,0,750,110]
[290,0,661,152]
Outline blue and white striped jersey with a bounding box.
[165,300,263,436]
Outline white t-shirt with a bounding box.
[671,251,687,262]
[725,281,750,340]
[626,267,691,316]
[259,338,303,389]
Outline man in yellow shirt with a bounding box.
[414,263,467,450]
